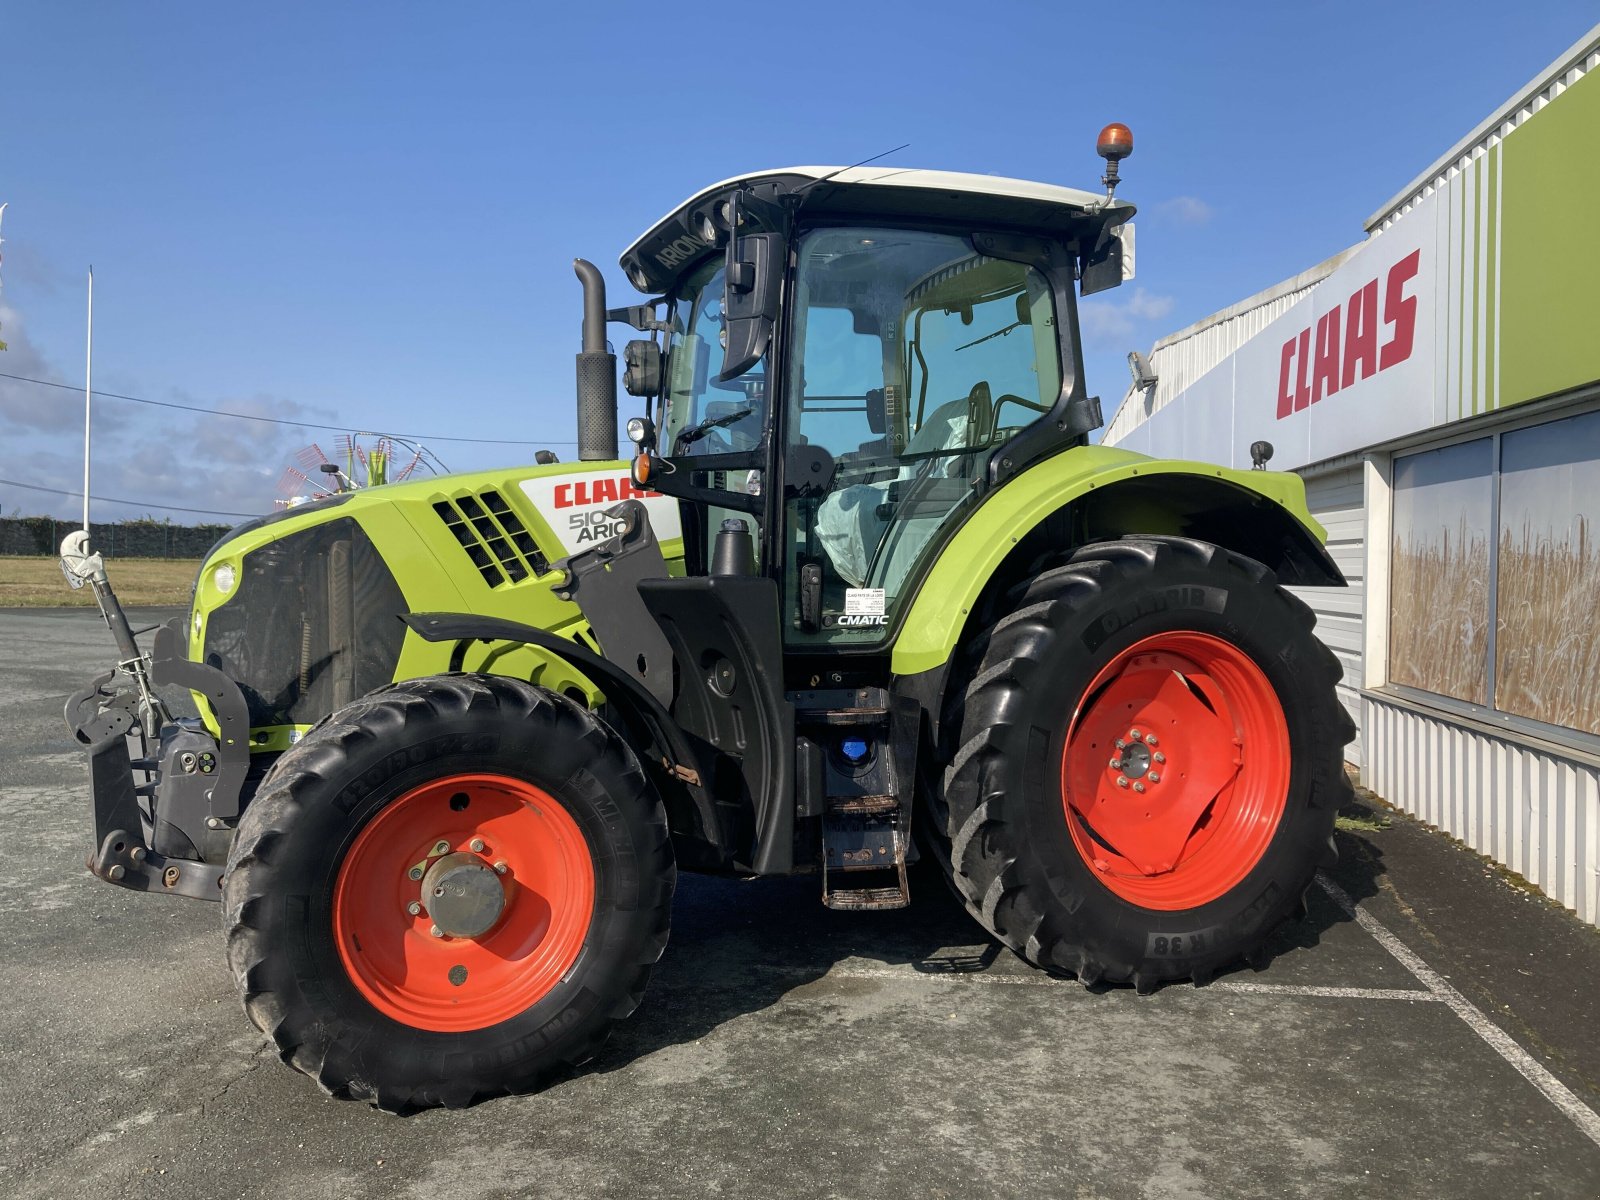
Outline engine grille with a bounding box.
[201,517,408,727]
[432,489,549,588]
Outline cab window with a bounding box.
[664,258,767,457]
[783,226,1060,646]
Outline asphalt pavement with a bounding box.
[2,606,1598,1199]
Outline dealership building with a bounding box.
[1105,25,1600,924]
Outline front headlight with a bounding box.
[212,562,236,595]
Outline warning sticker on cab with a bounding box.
[844,588,886,616]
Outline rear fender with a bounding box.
[891,445,1343,676]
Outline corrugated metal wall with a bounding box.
[1101,248,1359,448]
[1365,695,1600,925]
[1291,463,1366,768]
[1365,37,1599,235]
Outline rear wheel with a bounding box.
[223,674,673,1111]
[941,537,1353,990]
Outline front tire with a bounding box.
[222,674,674,1111]
[942,537,1353,990]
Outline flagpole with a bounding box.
[0,203,8,352]
[83,267,93,533]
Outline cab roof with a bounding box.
[620,166,1119,293]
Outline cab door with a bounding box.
[778,225,1063,648]
[656,256,772,571]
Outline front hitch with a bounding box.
[66,615,253,902]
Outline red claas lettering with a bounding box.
[553,476,649,509]
[1380,249,1420,370]
[1342,280,1379,389]
[1275,249,1422,420]
[1311,310,1340,405]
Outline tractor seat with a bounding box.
[813,396,974,587]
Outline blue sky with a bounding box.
[1,0,1594,522]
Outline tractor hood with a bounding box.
[188,459,685,749]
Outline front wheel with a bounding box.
[222,674,674,1111]
[941,537,1353,990]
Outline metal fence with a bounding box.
[0,517,232,559]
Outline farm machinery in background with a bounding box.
[276,433,445,508]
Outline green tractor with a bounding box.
[62,128,1352,1111]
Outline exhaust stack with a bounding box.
[573,259,618,461]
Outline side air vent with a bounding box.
[433,489,549,588]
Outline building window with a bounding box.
[1388,408,1600,738]
[1494,411,1600,735]
[1389,438,1493,705]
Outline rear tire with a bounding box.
[222,673,674,1111]
[941,536,1353,990]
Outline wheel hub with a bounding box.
[419,851,506,939]
[1061,632,1291,909]
[1115,738,1152,780]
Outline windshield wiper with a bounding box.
[673,407,755,453]
[954,320,1023,352]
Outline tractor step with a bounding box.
[821,799,909,910]
[794,687,915,911]
[822,870,910,911]
[827,793,897,815]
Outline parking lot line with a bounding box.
[1316,874,1600,1150]
[756,874,1600,1151]
[804,964,1442,1003]
[1212,981,1442,1001]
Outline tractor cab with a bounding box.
[606,165,1134,663]
[537,156,1144,908]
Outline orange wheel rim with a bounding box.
[1061,632,1290,910]
[332,773,595,1032]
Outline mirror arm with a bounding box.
[608,300,671,334]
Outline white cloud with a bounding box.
[0,299,336,522]
[1155,195,1215,226]
[0,304,53,410]
[1078,287,1176,342]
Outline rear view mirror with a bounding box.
[720,191,785,380]
[721,233,782,379]
[1080,225,1125,296]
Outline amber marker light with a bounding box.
[631,453,653,489]
[1096,123,1134,199]
[1096,122,1134,162]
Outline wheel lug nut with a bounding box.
[1148,773,1161,784]
[407,901,422,917]
[1153,752,1166,764]
[408,865,424,880]
[493,861,508,875]
[470,837,486,853]
[1108,757,1122,769]
[1133,782,1146,793]
[1115,739,1127,750]
[1130,729,1142,741]
[429,924,445,938]
[431,840,450,856]
[1146,734,1158,747]
[1117,776,1129,789]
